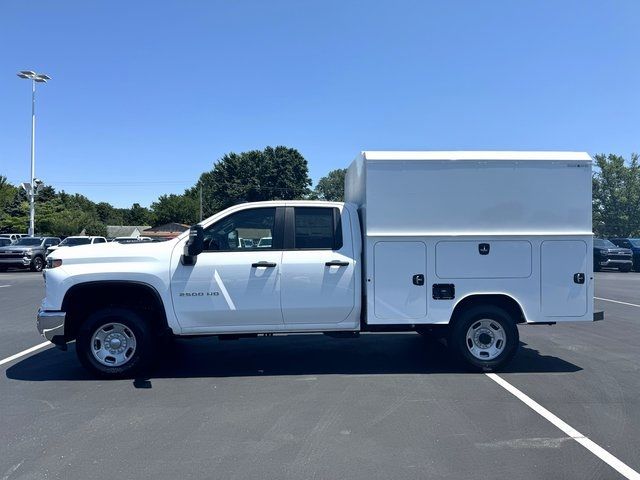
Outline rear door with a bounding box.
[541,240,588,317]
[280,206,356,325]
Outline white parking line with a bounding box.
[0,285,11,288]
[0,341,51,367]
[595,297,640,308]
[486,373,640,480]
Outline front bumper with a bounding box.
[36,309,66,346]
[0,257,31,266]
[598,258,632,268]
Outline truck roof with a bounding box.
[361,151,592,162]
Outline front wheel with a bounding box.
[76,307,155,379]
[619,265,632,273]
[449,305,519,372]
[30,256,44,272]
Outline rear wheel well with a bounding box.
[450,294,525,325]
[62,281,170,341]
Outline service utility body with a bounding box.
[38,151,602,378]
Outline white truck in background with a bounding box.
[38,151,601,378]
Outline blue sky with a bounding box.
[1,1,638,208]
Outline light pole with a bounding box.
[17,70,51,237]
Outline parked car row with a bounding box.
[0,236,61,272]
[0,234,164,272]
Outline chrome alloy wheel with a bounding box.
[90,322,137,367]
[465,319,506,361]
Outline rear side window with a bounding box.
[294,207,342,250]
[94,238,106,244]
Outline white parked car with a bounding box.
[112,236,153,244]
[47,236,107,255]
[0,233,26,245]
[38,151,601,378]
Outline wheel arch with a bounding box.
[450,293,526,325]
[62,280,171,341]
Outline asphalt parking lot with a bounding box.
[1,271,639,479]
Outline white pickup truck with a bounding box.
[38,151,601,378]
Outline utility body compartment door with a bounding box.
[373,241,427,322]
[541,240,588,317]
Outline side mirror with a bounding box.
[182,225,204,265]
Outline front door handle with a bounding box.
[252,261,277,268]
[325,260,350,267]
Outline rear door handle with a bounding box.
[252,261,277,268]
[325,260,350,267]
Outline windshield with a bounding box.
[59,237,91,246]
[15,238,42,246]
[595,239,617,248]
[0,239,11,246]
[629,239,640,248]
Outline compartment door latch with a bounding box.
[573,273,585,284]
[412,274,425,286]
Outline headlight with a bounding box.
[46,258,63,269]
[23,249,33,257]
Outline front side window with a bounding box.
[294,207,341,250]
[93,238,106,244]
[203,208,276,251]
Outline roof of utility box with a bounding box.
[361,151,592,161]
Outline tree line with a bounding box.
[0,146,346,237]
[2,148,636,238]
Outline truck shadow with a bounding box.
[5,333,580,382]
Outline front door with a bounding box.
[280,206,356,325]
[172,207,284,330]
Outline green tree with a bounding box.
[125,203,154,226]
[312,168,347,201]
[190,146,312,216]
[592,153,640,237]
[151,193,198,225]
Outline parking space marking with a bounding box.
[0,341,51,367]
[595,297,640,308]
[486,373,640,480]
[0,285,11,288]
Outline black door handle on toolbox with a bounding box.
[325,260,350,267]
[252,261,277,268]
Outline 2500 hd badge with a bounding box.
[179,292,220,297]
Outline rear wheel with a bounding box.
[620,264,632,273]
[450,305,519,372]
[76,307,155,378]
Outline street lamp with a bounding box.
[17,70,51,237]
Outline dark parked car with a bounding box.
[593,238,633,272]
[0,236,61,272]
[609,238,640,271]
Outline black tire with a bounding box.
[76,307,155,379]
[0,265,7,272]
[620,265,632,273]
[30,255,44,272]
[449,305,519,372]
[594,264,601,272]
